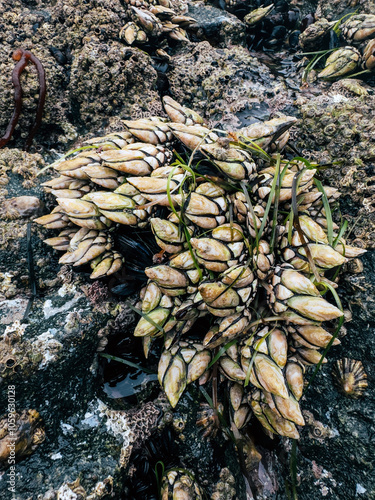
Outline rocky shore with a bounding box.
[0,0,374,498]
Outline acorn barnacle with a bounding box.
[196,402,223,439]
[332,358,368,398]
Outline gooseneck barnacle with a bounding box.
[0,48,46,151]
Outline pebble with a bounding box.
[3,196,44,218]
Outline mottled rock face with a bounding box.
[167,41,284,130]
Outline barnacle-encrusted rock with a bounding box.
[0,0,166,148]
[167,41,286,130]
[295,91,375,247]
[0,320,62,379]
[70,42,161,129]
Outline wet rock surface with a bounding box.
[0,0,375,498]
[289,250,375,500]
[188,2,247,47]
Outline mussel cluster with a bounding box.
[225,1,375,80]
[300,14,375,79]
[243,6,375,78]
[36,97,366,440]
[235,1,304,50]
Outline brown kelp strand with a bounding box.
[0,50,29,149]
[0,49,46,151]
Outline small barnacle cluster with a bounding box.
[160,469,204,499]
[119,0,196,50]
[56,476,113,500]
[36,96,366,441]
[300,14,375,79]
[0,409,45,466]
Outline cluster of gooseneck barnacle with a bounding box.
[36,97,366,440]
[119,0,196,50]
[299,14,375,79]
[160,470,204,499]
